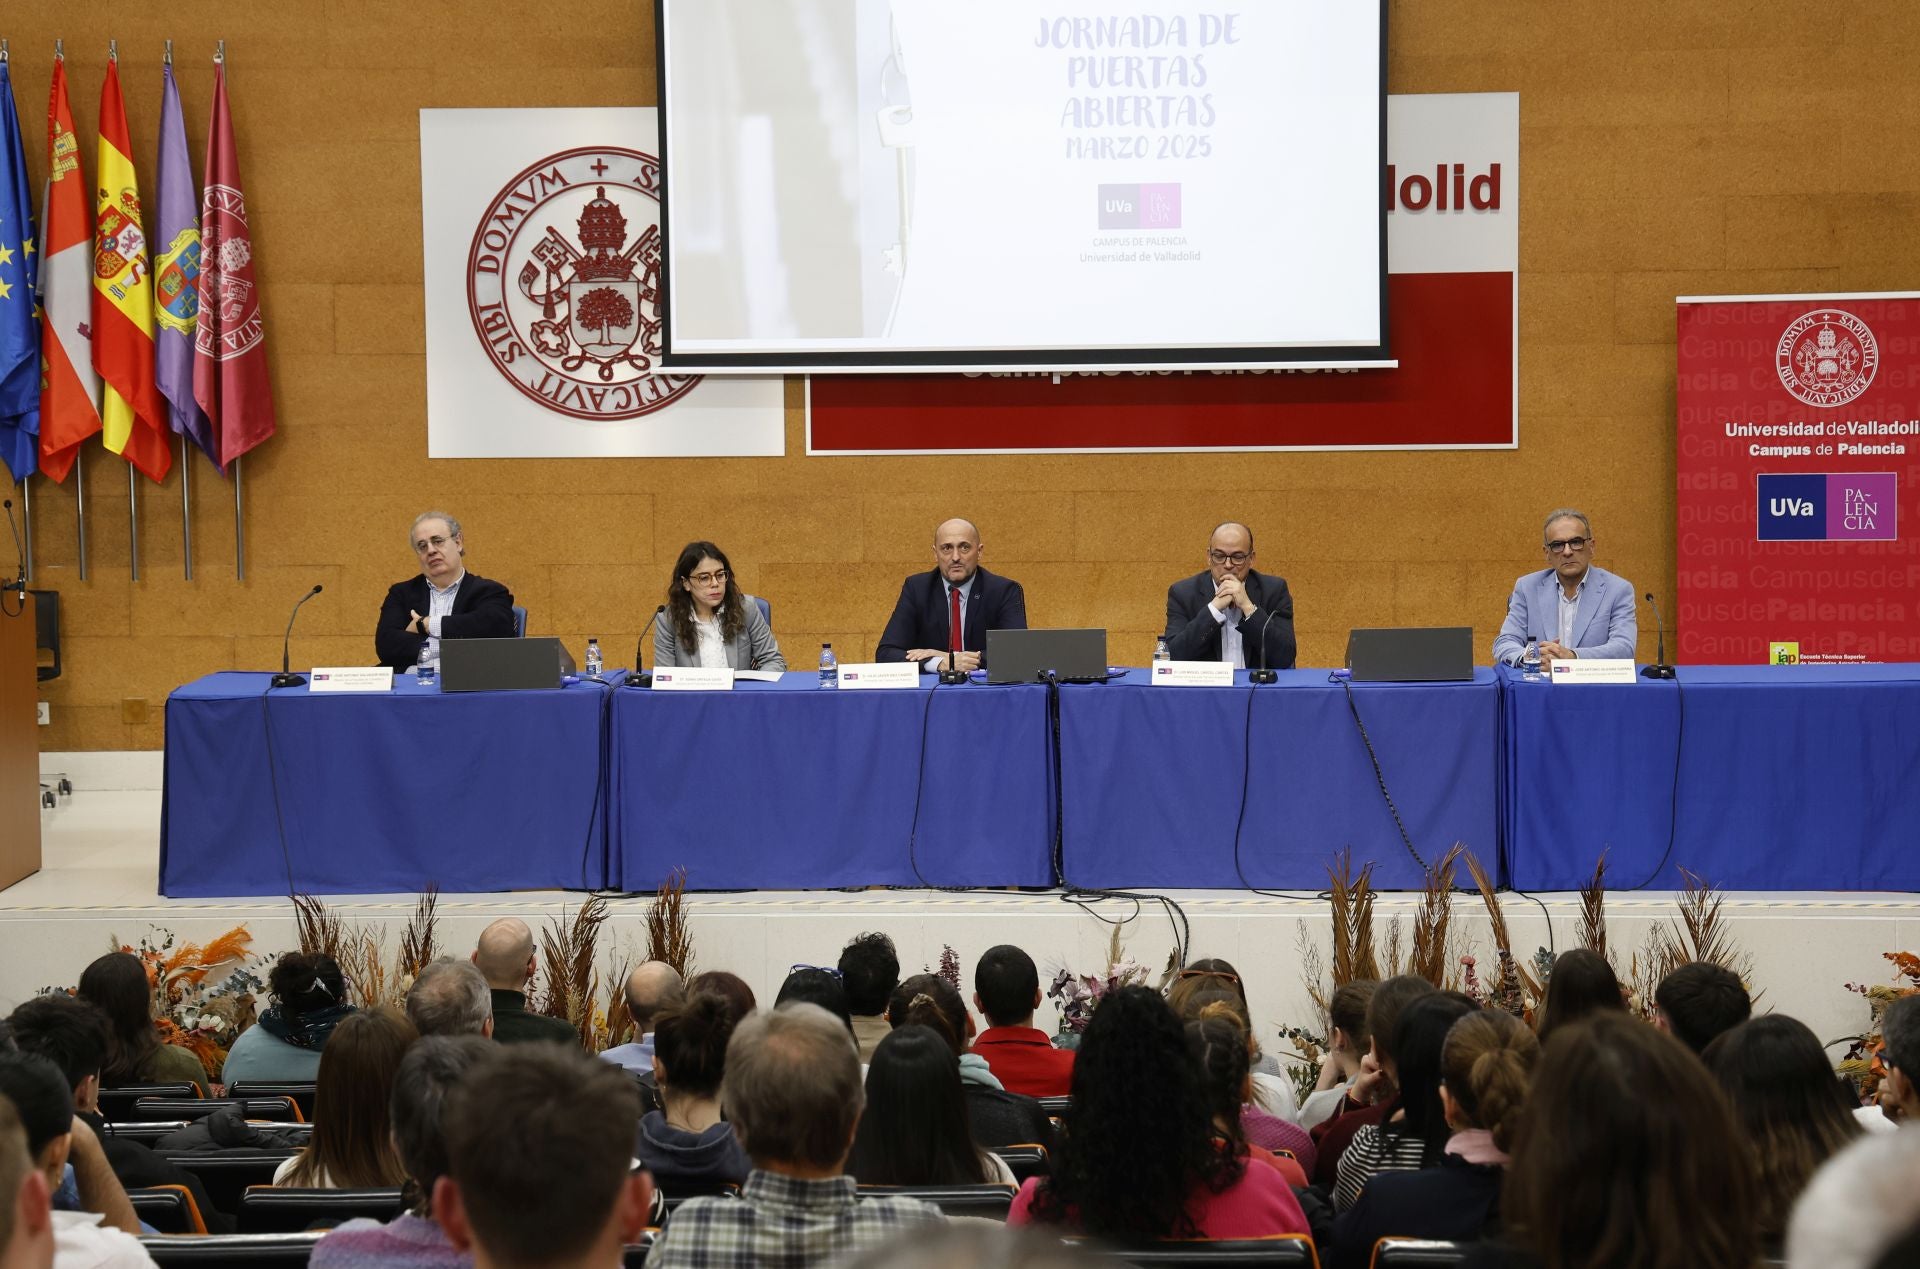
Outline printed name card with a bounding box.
[1150,661,1236,687]
[310,667,395,693]
[1548,658,1639,685]
[837,662,921,690]
[651,667,736,691]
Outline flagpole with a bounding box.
[19,475,32,583]
[75,455,87,581]
[180,437,191,580]
[213,38,247,583]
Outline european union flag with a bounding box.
[0,60,40,482]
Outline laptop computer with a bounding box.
[440,637,577,692]
[1345,627,1474,682]
[985,628,1110,685]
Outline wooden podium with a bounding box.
[0,592,41,890]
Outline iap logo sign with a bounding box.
[1756,473,1898,541]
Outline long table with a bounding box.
[161,671,611,896]
[1501,663,1920,891]
[1057,669,1502,891]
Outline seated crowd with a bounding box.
[1,925,1919,1269]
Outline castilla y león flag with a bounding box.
[37,56,102,485]
[194,62,275,470]
[92,58,171,483]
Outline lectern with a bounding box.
[0,593,42,890]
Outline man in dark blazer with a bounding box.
[375,510,517,671]
[1163,521,1296,669]
[876,517,1028,671]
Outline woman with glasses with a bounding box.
[655,541,785,671]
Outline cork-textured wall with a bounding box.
[9,2,1917,750]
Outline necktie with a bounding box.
[949,585,963,653]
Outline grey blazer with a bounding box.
[654,596,786,671]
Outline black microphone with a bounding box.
[271,585,324,688]
[938,646,969,685]
[1,499,25,607]
[1641,591,1676,679]
[1248,608,1278,684]
[626,605,667,687]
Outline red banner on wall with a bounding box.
[1676,292,1920,664]
[807,92,1518,454]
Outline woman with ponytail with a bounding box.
[886,973,1054,1152]
[636,992,752,1189]
[1186,1006,1308,1187]
[1331,1008,1539,1268]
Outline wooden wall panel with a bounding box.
[6,1,1919,748]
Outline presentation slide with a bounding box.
[658,1,1385,370]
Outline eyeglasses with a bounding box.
[1207,550,1252,565]
[412,535,454,555]
[688,569,730,586]
[788,963,843,980]
[1544,537,1590,554]
[935,543,977,558]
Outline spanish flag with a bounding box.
[92,58,170,483]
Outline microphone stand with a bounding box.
[1641,591,1676,679]
[272,585,324,688]
[938,647,969,685]
[626,605,667,687]
[1248,608,1278,684]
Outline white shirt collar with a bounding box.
[427,568,467,597]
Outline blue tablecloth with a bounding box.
[1502,663,1920,890]
[161,672,611,896]
[605,673,1056,891]
[1057,669,1502,891]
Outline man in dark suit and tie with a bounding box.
[876,517,1027,671]
[1163,522,1296,669]
[376,510,517,672]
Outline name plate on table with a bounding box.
[1549,658,1638,685]
[1151,661,1236,687]
[309,667,394,693]
[651,667,735,691]
[838,662,921,690]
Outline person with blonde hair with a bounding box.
[1332,1009,1538,1266]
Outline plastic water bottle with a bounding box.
[585,638,603,678]
[1153,636,1171,665]
[1522,637,1542,681]
[416,641,437,687]
[818,642,838,689]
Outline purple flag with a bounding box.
[152,63,214,464]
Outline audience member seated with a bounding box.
[970,946,1073,1099]
[1166,980,1314,1173]
[775,968,855,1037]
[1334,993,1476,1212]
[76,953,207,1092]
[1312,975,1436,1187]
[7,995,230,1233]
[636,993,750,1190]
[1009,986,1309,1243]
[1168,959,1291,1089]
[1332,1008,1537,1267]
[471,920,576,1047]
[404,960,493,1039]
[274,1007,416,1189]
[647,1003,944,1268]
[1788,1128,1920,1269]
[1300,980,1376,1130]
[1461,1012,1757,1269]
[0,1096,56,1269]
[687,972,757,1023]
[310,1035,494,1269]
[0,1053,152,1266]
[1706,1014,1863,1249]
[221,951,354,1085]
[1874,994,1920,1126]
[436,1046,652,1269]
[599,961,685,1076]
[1533,948,1625,1043]
[850,1023,1014,1187]
[1652,960,1751,1055]
[1185,1007,1306,1188]
[840,934,901,1064]
[885,974,1054,1152]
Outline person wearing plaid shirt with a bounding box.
[647,1004,944,1268]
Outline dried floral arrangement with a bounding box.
[1623,867,1755,1021]
[541,870,700,1051]
[1836,951,1920,1102]
[924,945,962,994]
[292,889,441,1010]
[1046,925,1172,1037]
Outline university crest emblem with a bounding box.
[154,229,202,335]
[466,146,700,421]
[1776,308,1878,408]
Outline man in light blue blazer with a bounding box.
[1492,509,1638,668]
